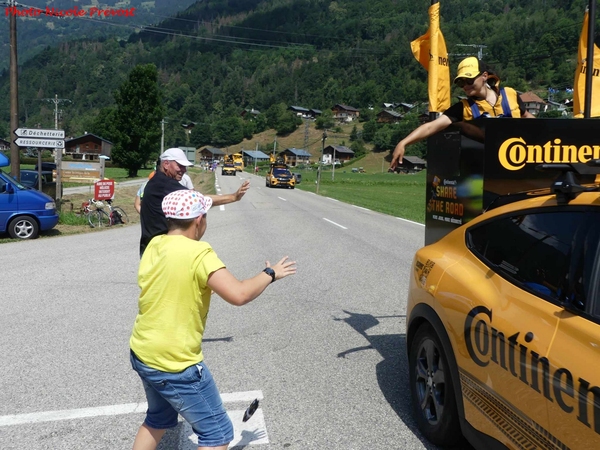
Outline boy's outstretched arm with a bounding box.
[207,256,297,306]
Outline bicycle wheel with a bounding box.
[88,210,110,228]
[110,207,129,225]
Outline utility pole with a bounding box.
[42,94,71,204]
[316,130,326,194]
[160,118,169,153]
[453,44,487,60]
[8,0,19,179]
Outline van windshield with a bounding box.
[0,169,27,190]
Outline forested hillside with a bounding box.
[0,0,199,70]
[0,0,597,154]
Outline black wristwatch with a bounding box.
[263,267,276,283]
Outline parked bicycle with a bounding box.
[81,198,129,228]
[105,199,129,226]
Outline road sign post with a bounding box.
[14,138,65,148]
[13,127,65,205]
[14,128,65,139]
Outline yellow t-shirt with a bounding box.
[130,235,225,372]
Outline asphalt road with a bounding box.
[0,171,449,450]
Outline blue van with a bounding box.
[0,153,59,239]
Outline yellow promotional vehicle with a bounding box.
[232,152,244,172]
[266,161,295,189]
[407,119,600,450]
[221,163,236,176]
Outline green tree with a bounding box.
[315,110,335,129]
[111,64,164,177]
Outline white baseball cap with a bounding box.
[160,148,193,167]
[162,190,212,219]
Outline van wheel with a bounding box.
[8,216,39,239]
[409,324,462,446]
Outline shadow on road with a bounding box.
[336,309,447,450]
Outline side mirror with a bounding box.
[5,182,14,194]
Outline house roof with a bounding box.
[324,145,354,155]
[242,150,270,159]
[377,110,403,118]
[65,133,112,145]
[201,147,226,155]
[310,109,322,115]
[404,156,426,165]
[280,148,311,157]
[520,92,546,103]
[289,106,310,113]
[333,104,360,112]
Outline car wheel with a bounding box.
[8,215,39,239]
[409,324,462,446]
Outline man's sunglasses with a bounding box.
[455,74,480,88]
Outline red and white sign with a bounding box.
[94,180,115,200]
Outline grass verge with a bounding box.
[289,169,425,223]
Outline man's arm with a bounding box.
[208,180,250,206]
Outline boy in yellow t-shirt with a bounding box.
[130,189,296,450]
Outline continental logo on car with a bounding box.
[498,137,600,171]
[464,306,600,435]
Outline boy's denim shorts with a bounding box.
[130,351,234,447]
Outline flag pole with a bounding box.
[584,0,597,118]
[429,0,439,122]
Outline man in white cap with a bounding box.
[130,189,296,450]
[390,56,534,169]
[139,147,250,255]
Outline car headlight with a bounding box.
[45,202,55,210]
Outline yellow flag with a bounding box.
[410,2,451,113]
[573,9,600,118]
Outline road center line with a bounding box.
[323,218,347,229]
[0,390,264,427]
[277,197,287,201]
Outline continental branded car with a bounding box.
[266,164,295,189]
[407,119,600,450]
[221,163,236,176]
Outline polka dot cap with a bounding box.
[162,189,212,219]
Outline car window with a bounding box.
[468,211,599,309]
[20,171,37,185]
[273,168,289,176]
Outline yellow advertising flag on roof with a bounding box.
[410,2,451,113]
[573,9,600,118]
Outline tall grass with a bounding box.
[295,169,426,223]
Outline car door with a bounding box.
[545,210,600,449]
[457,209,587,448]
[0,172,17,231]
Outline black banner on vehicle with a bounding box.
[425,118,600,245]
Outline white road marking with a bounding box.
[0,390,264,427]
[220,205,225,211]
[353,205,370,211]
[326,197,339,202]
[396,217,425,226]
[277,197,287,201]
[323,218,347,229]
[179,409,268,448]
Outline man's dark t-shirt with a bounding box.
[139,171,186,255]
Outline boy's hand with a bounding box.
[266,256,297,281]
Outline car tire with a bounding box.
[409,324,462,446]
[8,215,39,239]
